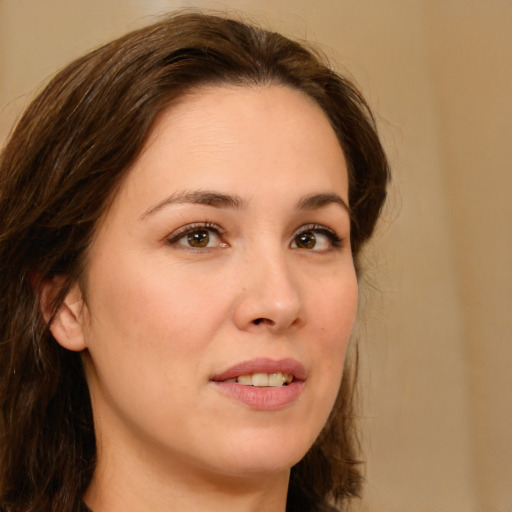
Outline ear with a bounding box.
[40,277,87,352]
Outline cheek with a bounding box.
[85,255,228,353]
[80,256,231,430]
[307,270,358,387]
[311,268,358,342]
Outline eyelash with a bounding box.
[165,222,343,251]
[292,224,343,251]
[166,222,225,247]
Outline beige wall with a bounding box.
[1,1,511,511]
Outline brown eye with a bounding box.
[295,231,316,249]
[168,223,226,249]
[187,230,210,247]
[291,225,342,251]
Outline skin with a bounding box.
[50,85,358,512]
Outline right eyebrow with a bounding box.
[139,189,245,220]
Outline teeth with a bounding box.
[234,372,293,387]
[251,373,269,386]
[237,375,253,385]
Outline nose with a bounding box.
[232,249,304,333]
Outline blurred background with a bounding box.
[1,1,511,511]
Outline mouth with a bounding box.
[210,358,306,410]
[211,357,306,386]
[222,372,294,387]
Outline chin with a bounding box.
[209,427,316,478]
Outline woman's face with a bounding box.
[64,85,358,484]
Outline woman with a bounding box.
[0,12,389,512]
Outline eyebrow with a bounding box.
[297,192,350,214]
[140,189,349,219]
[140,190,245,219]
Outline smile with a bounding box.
[210,358,306,410]
[224,372,294,387]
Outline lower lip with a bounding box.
[212,380,304,411]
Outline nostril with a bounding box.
[252,318,274,326]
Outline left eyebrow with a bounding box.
[296,193,350,214]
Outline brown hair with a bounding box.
[0,12,389,512]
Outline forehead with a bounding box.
[111,85,348,217]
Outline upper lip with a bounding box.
[211,357,307,382]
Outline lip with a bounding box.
[210,357,306,411]
[211,357,307,382]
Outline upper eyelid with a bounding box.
[296,223,332,231]
[293,223,340,237]
[166,222,223,243]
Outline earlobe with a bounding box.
[40,278,87,352]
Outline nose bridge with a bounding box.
[234,239,303,331]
